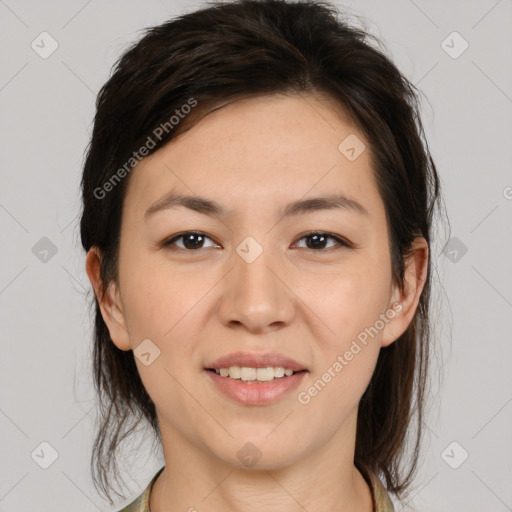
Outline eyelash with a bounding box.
[161,230,351,252]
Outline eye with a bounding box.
[161,230,351,252]
[162,231,220,251]
[293,231,351,251]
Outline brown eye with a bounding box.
[294,231,350,251]
[163,231,219,251]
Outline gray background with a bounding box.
[1,0,511,511]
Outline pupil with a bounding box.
[308,234,326,249]
[184,233,203,249]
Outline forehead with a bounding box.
[124,93,383,221]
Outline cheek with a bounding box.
[122,270,204,344]
[297,267,389,414]
[121,262,206,415]
[306,259,392,346]
[307,259,392,410]
[118,239,203,340]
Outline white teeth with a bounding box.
[240,367,257,381]
[256,367,274,381]
[229,366,241,379]
[213,366,297,381]
[274,367,285,378]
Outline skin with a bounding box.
[86,92,428,512]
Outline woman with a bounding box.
[81,0,444,510]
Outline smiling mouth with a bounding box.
[206,366,307,382]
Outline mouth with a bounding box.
[205,366,308,383]
[204,365,308,405]
[204,352,308,403]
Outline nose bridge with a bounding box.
[218,235,294,330]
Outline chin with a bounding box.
[211,436,303,471]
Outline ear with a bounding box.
[85,246,132,351]
[381,237,429,347]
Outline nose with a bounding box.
[216,241,296,333]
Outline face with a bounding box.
[89,92,425,470]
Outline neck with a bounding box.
[149,411,373,512]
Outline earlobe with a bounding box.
[85,247,132,351]
[381,237,429,348]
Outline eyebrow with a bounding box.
[144,191,369,220]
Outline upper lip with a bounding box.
[206,352,308,372]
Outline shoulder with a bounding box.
[116,493,145,512]
[115,467,164,512]
[364,468,395,512]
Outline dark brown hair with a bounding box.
[80,0,445,505]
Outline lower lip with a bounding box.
[205,370,307,405]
